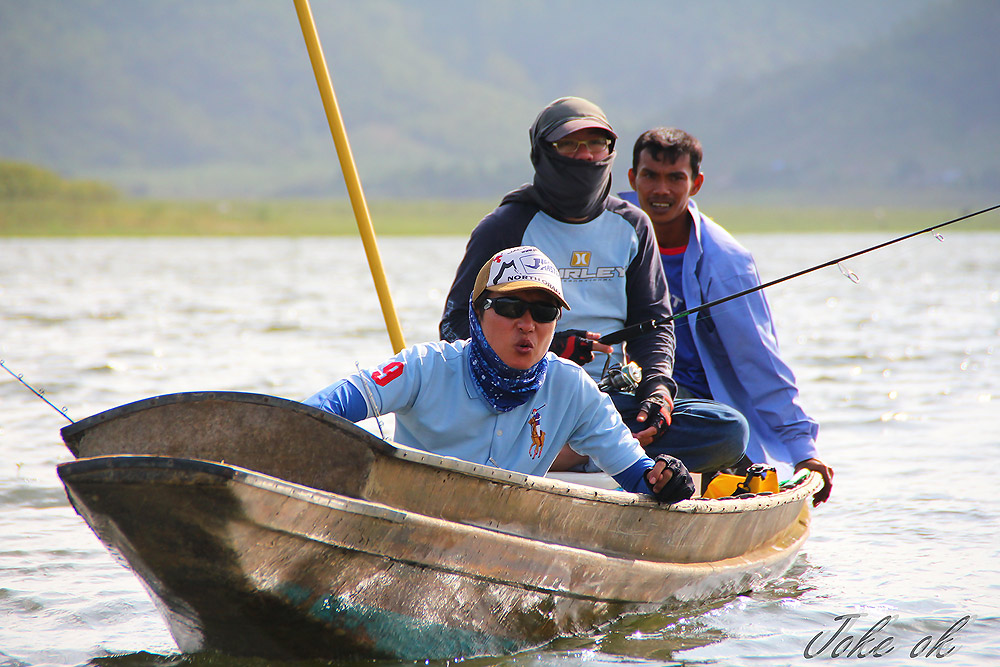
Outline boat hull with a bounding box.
[61,392,817,562]
[58,392,821,659]
[59,455,811,660]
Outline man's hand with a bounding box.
[550,329,614,365]
[646,454,695,503]
[795,458,834,506]
[645,456,673,492]
[633,385,674,447]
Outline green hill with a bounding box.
[2,0,995,206]
[660,0,1000,206]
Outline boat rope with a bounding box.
[1,359,75,423]
[600,203,1000,345]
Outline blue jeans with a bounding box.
[609,391,748,473]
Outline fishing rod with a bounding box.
[1,359,75,423]
[600,203,1000,345]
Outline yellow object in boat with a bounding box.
[703,464,779,498]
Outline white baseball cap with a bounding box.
[472,245,570,309]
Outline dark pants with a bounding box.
[609,392,748,473]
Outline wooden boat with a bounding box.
[58,391,821,661]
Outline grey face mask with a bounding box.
[514,97,617,222]
[528,145,615,221]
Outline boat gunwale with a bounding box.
[59,390,823,513]
[59,390,397,457]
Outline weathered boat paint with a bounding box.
[61,392,816,561]
[58,392,821,660]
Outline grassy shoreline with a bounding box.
[0,198,992,237]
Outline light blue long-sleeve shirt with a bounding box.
[304,339,651,482]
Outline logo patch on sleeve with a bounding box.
[371,361,405,386]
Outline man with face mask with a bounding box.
[440,98,747,475]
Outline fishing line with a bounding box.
[676,226,940,330]
[355,361,387,440]
[1,359,75,423]
[600,203,999,345]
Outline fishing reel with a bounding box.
[596,361,642,394]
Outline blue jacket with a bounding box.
[624,195,819,465]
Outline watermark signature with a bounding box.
[804,613,972,659]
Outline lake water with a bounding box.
[1,231,998,666]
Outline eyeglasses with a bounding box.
[551,137,612,156]
[483,296,561,323]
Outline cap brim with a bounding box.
[546,118,617,142]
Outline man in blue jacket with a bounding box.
[439,97,747,475]
[624,127,833,505]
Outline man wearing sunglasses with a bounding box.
[439,97,747,476]
[305,246,695,504]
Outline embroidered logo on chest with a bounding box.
[528,407,546,459]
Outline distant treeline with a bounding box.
[0,160,982,237]
[0,161,118,201]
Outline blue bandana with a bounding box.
[467,300,548,412]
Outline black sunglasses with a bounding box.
[483,296,561,323]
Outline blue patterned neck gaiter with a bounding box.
[467,299,547,412]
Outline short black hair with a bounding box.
[632,128,703,177]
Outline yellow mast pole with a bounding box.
[293,0,406,353]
